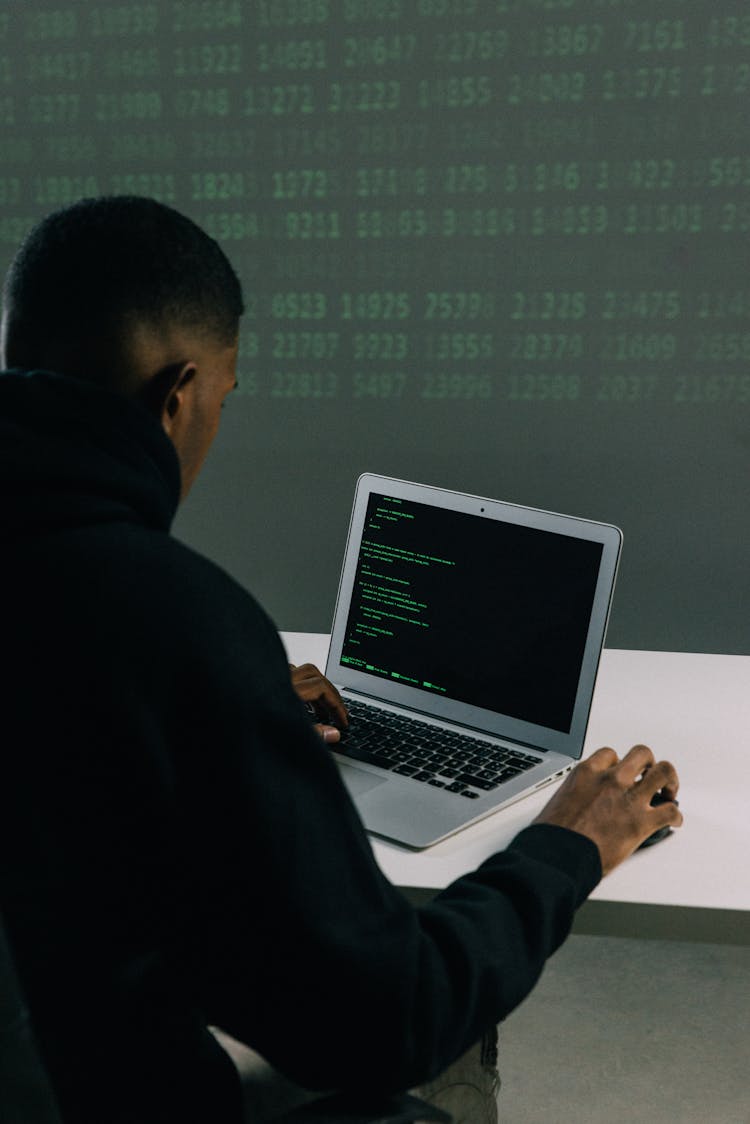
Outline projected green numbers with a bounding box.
[2,0,750,405]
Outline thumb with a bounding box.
[314,723,341,745]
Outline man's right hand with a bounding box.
[533,744,683,875]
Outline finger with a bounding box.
[638,759,680,802]
[648,797,684,832]
[314,723,341,745]
[667,802,684,829]
[585,746,619,771]
[291,664,349,727]
[307,682,348,728]
[322,683,348,728]
[290,662,321,688]
[663,800,683,827]
[616,744,655,785]
[313,675,348,728]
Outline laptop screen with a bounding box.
[339,491,604,734]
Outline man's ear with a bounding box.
[140,361,196,434]
[161,362,198,436]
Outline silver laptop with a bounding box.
[326,474,622,849]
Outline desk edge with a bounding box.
[398,889,750,946]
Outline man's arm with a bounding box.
[179,584,681,1094]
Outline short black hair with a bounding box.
[2,196,244,382]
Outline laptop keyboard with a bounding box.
[338,700,543,800]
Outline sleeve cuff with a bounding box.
[503,823,603,906]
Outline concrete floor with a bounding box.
[497,934,750,1124]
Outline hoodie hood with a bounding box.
[0,369,181,536]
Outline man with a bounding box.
[0,197,682,1123]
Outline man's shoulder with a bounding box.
[74,521,282,668]
[14,518,290,698]
[129,526,249,595]
[168,537,289,684]
[124,525,274,628]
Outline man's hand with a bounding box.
[533,745,683,875]
[289,663,348,744]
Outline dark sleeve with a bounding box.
[176,578,601,1094]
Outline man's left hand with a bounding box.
[289,663,348,744]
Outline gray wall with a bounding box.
[174,397,748,652]
[1,1,747,653]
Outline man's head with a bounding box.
[1,196,244,496]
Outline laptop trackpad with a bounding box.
[338,763,388,798]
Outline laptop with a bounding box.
[325,474,622,849]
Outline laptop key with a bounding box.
[456,773,497,791]
[343,701,548,797]
[342,745,394,770]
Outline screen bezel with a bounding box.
[326,473,622,758]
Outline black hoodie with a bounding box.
[0,369,601,1123]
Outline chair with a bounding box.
[0,913,63,1124]
[275,1092,450,1122]
[0,912,449,1124]
[277,1092,452,1119]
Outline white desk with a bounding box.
[283,633,750,945]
